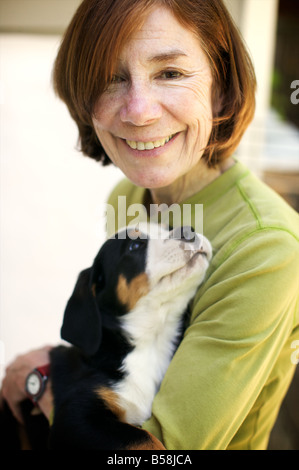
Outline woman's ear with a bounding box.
[212,86,224,117]
[61,268,102,357]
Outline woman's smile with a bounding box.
[119,132,181,159]
[125,133,175,151]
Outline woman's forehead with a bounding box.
[115,6,206,65]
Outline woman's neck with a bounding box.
[149,157,235,206]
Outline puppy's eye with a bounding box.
[95,273,105,290]
[129,240,145,252]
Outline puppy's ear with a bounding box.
[61,268,102,357]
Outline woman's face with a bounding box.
[92,6,214,190]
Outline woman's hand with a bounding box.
[1,346,53,423]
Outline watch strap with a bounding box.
[36,363,51,377]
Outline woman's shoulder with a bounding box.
[200,162,299,262]
[237,168,299,239]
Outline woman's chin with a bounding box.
[127,169,177,190]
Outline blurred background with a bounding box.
[0,0,298,449]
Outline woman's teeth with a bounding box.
[126,135,174,150]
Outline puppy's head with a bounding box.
[61,224,212,356]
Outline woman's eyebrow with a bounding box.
[147,50,188,63]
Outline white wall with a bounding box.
[0,0,81,34]
[0,34,122,382]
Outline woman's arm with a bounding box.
[1,346,54,423]
[142,230,299,449]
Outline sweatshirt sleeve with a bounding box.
[142,228,299,449]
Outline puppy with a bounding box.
[2,224,212,450]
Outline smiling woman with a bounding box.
[53,0,256,172]
[90,8,216,192]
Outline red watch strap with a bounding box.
[36,364,51,377]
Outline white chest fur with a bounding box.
[113,284,197,426]
[111,226,212,426]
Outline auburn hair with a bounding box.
[53,0,256,167]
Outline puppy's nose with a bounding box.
[170,226,198,243]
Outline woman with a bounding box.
[1,0,299,450]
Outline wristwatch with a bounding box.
[25,364,51,405]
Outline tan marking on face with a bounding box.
[96,387,126,422]
[91,283,96,297]
[127,228,143,239]
[117,273,149,310]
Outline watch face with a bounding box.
[26,373,41,396]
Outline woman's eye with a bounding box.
[159,70,183,80]
[108,73,128,86]
[110,75,124,84]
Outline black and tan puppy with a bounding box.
[1,224,212,450]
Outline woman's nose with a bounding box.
[119,82,162,126]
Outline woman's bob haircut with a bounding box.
[53,0,256,167]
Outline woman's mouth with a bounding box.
[125,134,175,151]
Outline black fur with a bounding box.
[0,229,163,450]
[1,226,202,450]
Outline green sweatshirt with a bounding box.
[106,159,299,450]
